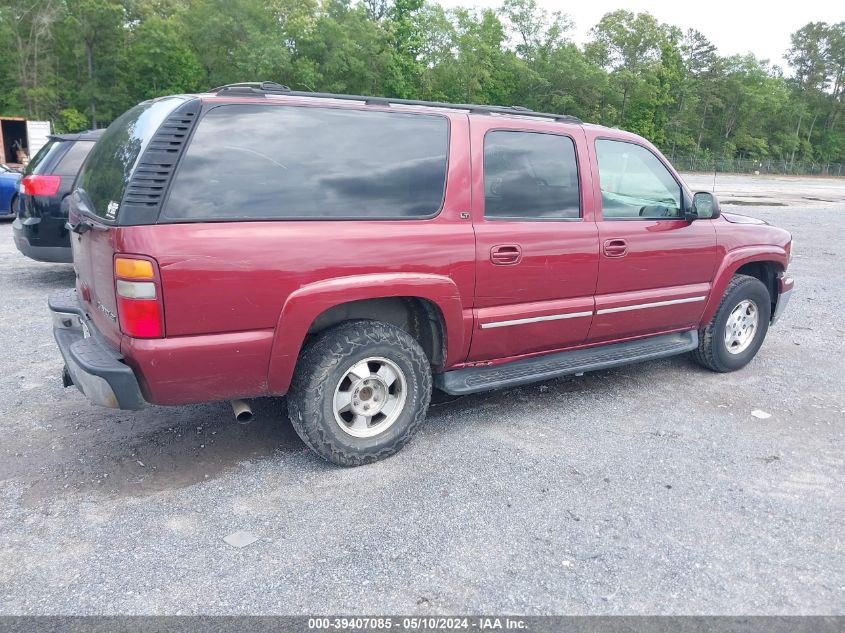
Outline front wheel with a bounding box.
[692,274,771,372]
[287,320,432,466]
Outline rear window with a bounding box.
[75,97,185,220]
[25,140,61,176]
[55,140,95,177]
[162,104,449,221]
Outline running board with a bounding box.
[435,330,699,395]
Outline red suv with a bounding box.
[49,83,794,466]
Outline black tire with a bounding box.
[692,274,771,372]
[287,320,432,466]
[9,194,18,217]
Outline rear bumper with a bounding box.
[13,217,73,263]
[49,289,146,410]
[771,274,794,325]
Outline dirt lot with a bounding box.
[684,172,845,208]
[0,174,843,615]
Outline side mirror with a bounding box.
[688,191,721,220]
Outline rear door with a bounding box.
[586,133,717,342]
[19,138,62,219]
[49,140,97,234]
[468,116,599,362]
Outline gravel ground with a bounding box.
[0,174,843,615]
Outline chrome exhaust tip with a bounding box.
[230,399,254,424]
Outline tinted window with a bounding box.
[483,131,580,220]
[25,140,61,176]
[595,139,682,219]
[55,140,95,177]
[162,105,448,221]
[75,97,185,220]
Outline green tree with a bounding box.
[0,0,62,118]
[387,0,425,97]
[0,0,841,167]
[292,0,395,94]
[587,10,670,125]
[64,0,126,127]
[183,0,296,88]
[126,15,203,100]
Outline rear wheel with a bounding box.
[693,274,771,372]
[287,320,432,466]
[9,194,18,217]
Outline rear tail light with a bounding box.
[114,256,164,338]
[115,258,154,279]
[115,280,156,299]
[20,175,61,196]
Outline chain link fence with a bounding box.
[668,156,845,177]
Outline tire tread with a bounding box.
[287,320,432,466]
[693,274,767,372]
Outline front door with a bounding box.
[468,117,599,362]
[586,135,718,343]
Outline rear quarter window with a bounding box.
[55,140,96,177]
[161,104,449,221]
[75,97,186,221]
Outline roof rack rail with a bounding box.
[213,81,291,95]
[212,82,582,124]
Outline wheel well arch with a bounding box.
[734,261,782,312]
[306,296,447,369]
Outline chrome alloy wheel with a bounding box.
[332,357,407,438]
[724,299,759,355]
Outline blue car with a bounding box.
[0,163,22,219]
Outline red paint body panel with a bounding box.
[67,95,793,407]
[121,220,476,339]
[467,116,600,360]
[70,226,124,350]
[122,329,275,405]
[266,273,470,395]
[590,282,711,340]
[581,126,719,342]
[472,296,595,360]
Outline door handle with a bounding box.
[603,238,628,257]
[490,244,522,265]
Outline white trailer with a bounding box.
[0,117,52,166]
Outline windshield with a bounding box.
[74,97,185,221]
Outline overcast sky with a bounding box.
[433,0,843,70]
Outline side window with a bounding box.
[55,141,94,177]
[483,131,580,220]
[595,139,682,219]
[162,105,448,221]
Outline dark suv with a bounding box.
[13,129,103,262]
[48,84,793,466]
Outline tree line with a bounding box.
[1,0,843,165]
